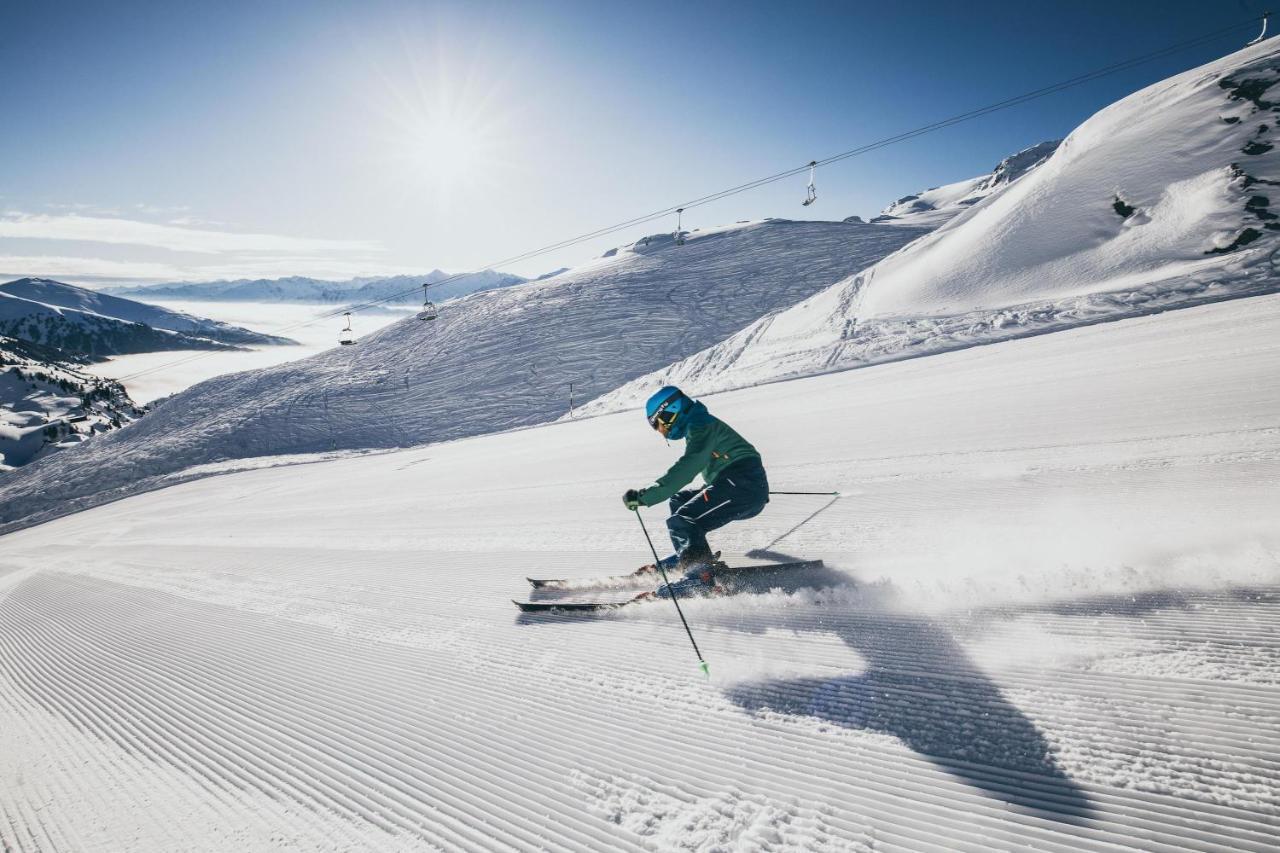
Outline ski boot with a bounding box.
[655,552,727,599]
[633,553,680,576]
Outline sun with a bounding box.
[400,110,495,189]
[360,37,520,204]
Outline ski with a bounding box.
[526,568,654,590]
[527,558,823,589]
[513,598,640,612]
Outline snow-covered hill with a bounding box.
[1,292,1275,852]
[0,219,923,531]
[114,269,526,305]
[0,278,294,346]
[0,338,143,469]
[870,140,1060,228]
[581,41,1280,412]
[0,291,241,356]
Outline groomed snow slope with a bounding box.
[0,219,922,533]
[1,293,1276,852]
[580,40,1280,413]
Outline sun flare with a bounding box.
[400,110,495,188]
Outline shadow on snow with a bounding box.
[518,548,1097,823]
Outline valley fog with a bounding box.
[82,300,414,404]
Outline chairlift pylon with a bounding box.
[802,161,817,207]
[1248,12,1270,46]
[417,283,438,321]
[339,311,356,346]
[675,208,686,246]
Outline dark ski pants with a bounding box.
[667,458,769,563]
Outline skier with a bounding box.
[623,385,769,598]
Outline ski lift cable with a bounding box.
[115,14,1262,383]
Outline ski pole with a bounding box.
[634,509,710,679]
[769,490,840,496]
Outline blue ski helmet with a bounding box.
[645,385,690,438]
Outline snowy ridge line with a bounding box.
[0,580,648,852]
[0,574,1250,853]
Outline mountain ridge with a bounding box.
[110,269,527,305]
[1,278,295,347]
[575,39,1280,415]
[0,218,924,530]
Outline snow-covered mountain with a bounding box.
[0,278,294,347]
[113,269,526,305]
[0,291,244,357]
[870,140,1060,228]
[580,40,1280,412]
[0,219,924,530]
[0,337,143,469]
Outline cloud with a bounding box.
[0,253,423,287]
[0,255,188,281]
[0,212,383,256]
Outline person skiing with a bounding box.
[623,385,769,597]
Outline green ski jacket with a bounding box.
[639,402,761,507]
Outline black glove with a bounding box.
[623,488,643,511]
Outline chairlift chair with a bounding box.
[802,161,817,207]
[339,311,356,346]
[417,284,438,321]
[1248,12,1270,46]
[675,208,686,246]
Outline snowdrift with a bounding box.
[581,40,1280,413]
[0,219,923,532]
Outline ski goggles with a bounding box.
[649,408,678,434]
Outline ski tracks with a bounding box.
[1,556,1277,851]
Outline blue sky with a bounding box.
[0,0,1270,285]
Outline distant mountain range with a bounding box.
[0,278,296,357]
[109,269,527,305]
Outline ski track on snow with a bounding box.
[0,558,1277,852]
